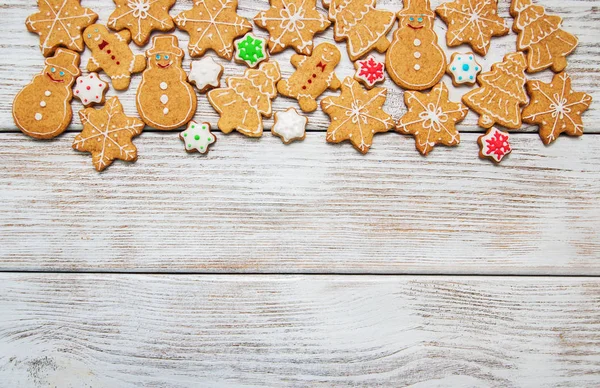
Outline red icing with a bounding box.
[357,57,385,85]
[485,130,512,160]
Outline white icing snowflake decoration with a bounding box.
[272,108,307,144]
[188,57,223,92]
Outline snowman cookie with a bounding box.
[180,121,217,153]
[447,53,482,86]
[386,0,446,91]
[13,49,80,139]
[73,72,109,106]
[136,35,197,131]
[276,43,342,112]
[83,24,146,90]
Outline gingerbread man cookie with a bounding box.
[83,24,146,90]
[73,72,109,106]
[276,43,341,113]
[26,0,98,57]
[13,49,80,139]
[136,35,197,131]
[386,0,447,91]
[108,0,176,46]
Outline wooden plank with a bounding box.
[0,132,599,274]
[0,274,599,387]
[0,0,597,132]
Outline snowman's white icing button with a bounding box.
[163,108,169,115]
[414,51,421,59]
[160,94,169,104]
[414,39,421,47]
[44,90,51,97]
[414,64,421,71]
[34,113,42,121]
[40,101,47,107]
[160,82,168,90]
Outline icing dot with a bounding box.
[34,113,42,121]
[40,101,46,107]
[413,39,421,47]
[163,108,169,114]
[452,67,456,71]
[458,76,462,80]
[184,133,188,137]
[86,86,91,90]
[160,94,169,104]
[414,51,421,59]
[470,76,474,80]
[160,82,168,90]
[414,64,421,71]
[475,67,479,71]
[462,64,470,71]
[45,90,51,96]
[194,135,200,141]
[207,137,211,141]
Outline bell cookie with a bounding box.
[188,57,223,93]
[174,0,252,60]
[386,0,447,91]
[207,61,281,138]
[108,0,176,46]
[510,0,578,73]
[234,33,268,68]
[13,48,80,139]
[522,72,592,145]
[180,121,217,153]
[73,96,145,172]
[436,0,509,57]
[276,42,341,113]
[397,82,468,156]
[447,52,482,87]
[321,77,394,154]
[478,127,512,164]
[254,0,330,55]
[354,55,385,89]
[73,72,109,107]
[462,52,528,129]
[83,24,146,91]
[26,0,98,57]
[323,0,396,61]
[272,108,307,144]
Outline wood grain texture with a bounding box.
[1,132,598,274]
[0,0,597,132]
[0,274,599,387]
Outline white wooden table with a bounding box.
[1,0,599,386]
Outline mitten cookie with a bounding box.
[276,43,341,112]
[478,127,512,164]
[386,0,447,91]
[321,77,394,154]
[463,52,528,129]
[13,49,80,139]
[175,0,252,60]
[523,72,592,145]
[26,0,98,57]
[136,35,197,130]
[108,0,176,46]
[207,61,281,137]
[510,0,578,73]
[83,24,146,90]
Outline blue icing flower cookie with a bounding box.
[447,52,482,86]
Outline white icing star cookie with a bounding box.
[188,57,223,93]
[73,72,108,106]
[447,52,482,86]
[179,121,217,153]
[272,108,307,144]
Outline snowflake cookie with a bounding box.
[108,0,176,46]
[188,57,223,93]
[73,72,109,106]
[478,127,512,163]
[272,108,308,144]
[447,53,482,86]
[179,121,217,153]
[354,55,385,89]
[522,72,592,145]
[234,33,268,68]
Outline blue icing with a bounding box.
[462,64,470,71]
[459,76,462,80]
[470,76,474,80]
[452,67,456,70]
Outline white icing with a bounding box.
[414,64,421,71]
[35,113,43,121]
[414,39,421,47]
[160,94,169,104]
[180,121,216,153]
[414,51,421,59]
[40,101,47,107]
[45,90,52,96]
[163,108,169,114]
[188,56,222,91]
[73,73,108,106]
[160,82,168,90]
[272,108,307,143]
[448,53,482,85]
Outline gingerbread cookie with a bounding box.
[73,72,109,106]
[208,61,281,137]
[180,121,217,153]
[188,57,223,93]
[272,108,308,144]
[321,77,394,154]
[13,49,80,139]
[397,82,468,155]
[447,53,482,87]
[463,52,528,129]
[136,35,197,131]
[323,0,396,61]
[254,0,330,55]
[73,96,145,171]
[276,43,341,113]
[108,0,176,46]
[522,72,592,145]
[234,33,268,68]
[26,0,98,57]
[478,127,512,164]
[436,0,509,57]
[175,0,252,60]
[354,55,385,89]
[83,24,146,90]
[386,0,447,91]
[510,0,578,73]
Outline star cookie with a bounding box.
[174,0,252,60]
[447,52,482,86]
[354,55,385,89]
[26,0,98,57]
[436,0,509,56]
[254,0,330,55]
[478,127,512,163]
[272,108,308,144]
[321,77,394,154]
[179,121,217,153]
[397,82,468,156]
[522,72,592,145]
[73,96,145,171]
[73,72,108,106]
[108,0,176,46]
[188,57,223,93]
[234,33,268,67]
